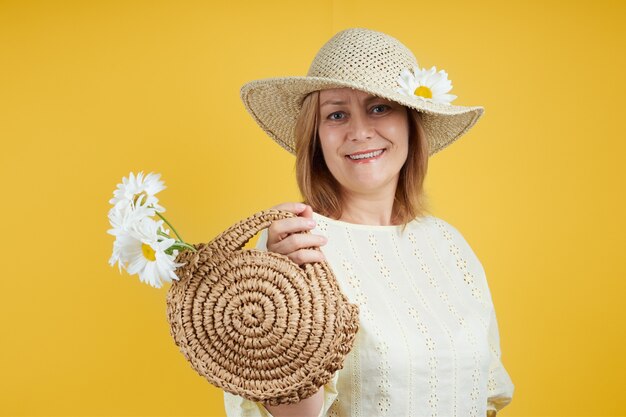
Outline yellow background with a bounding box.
[1,0,624,416]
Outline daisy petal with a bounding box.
[396,62,457,104]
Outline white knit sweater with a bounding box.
[223,212,514,417]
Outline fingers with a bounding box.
[300,204,313,219]
[266,202,328,266]
[286,248,327,266]
[268,231,328,266]
[271,232,328,256]
[267,216,316,245]
[271,202,309,215]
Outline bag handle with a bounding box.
[208,209,303,254]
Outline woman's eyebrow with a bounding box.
[320,99,346,107]
[320,96,382,107]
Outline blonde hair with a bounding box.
[295,90,431,229]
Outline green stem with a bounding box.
[158,230,197,253]
[166,244,197,256]
[155,211,185,242]
[170,242,197,252]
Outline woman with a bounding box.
[225,28,514,417]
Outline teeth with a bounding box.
[348,149,384,160]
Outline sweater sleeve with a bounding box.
[437,218,515,415]
[485,303,515,414]
[222,228,340,417]
[255,227,269,251]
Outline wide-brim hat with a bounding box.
[240,27,484,156]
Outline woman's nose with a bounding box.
[348,111,375,141]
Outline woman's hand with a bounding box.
[267,202,327,266]
[263,385,325,417]
[263,385,324,417]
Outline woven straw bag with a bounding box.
[165,209,360,406]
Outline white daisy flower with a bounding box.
[107,201,154,231]
[107,171,196,286]
[112,217,186,288]
[396,64,458,105]
[107,203,155,271]
[109,171,166,214]
[108,236,126,273]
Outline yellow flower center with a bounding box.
[133,191,148,205]
[413,86,433,99]
[142,243,156,261]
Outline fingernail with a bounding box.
[296,203,306,212]
[307,220,316,228]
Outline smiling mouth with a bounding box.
[346,149,385,161]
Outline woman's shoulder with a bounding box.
[420,214,459,231]
[418,214,471,243]
[400,214,483,261]
[425,216,486,273]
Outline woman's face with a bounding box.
[318,88,409,197]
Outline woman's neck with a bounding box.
[338,188,398,226]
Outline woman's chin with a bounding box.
[340,176,400,195]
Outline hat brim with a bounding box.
[240,76,484,156]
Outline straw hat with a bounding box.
[240,27,484,156]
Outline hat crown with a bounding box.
[306,28,417,91]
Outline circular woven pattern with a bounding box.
[166,209,360,406]
[240,27,484,157]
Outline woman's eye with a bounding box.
[328,112,345,120]
[372,104,390,113]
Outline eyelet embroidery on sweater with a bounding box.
[341,258,391,415]
[339,254,368,417]
[344,230,392,415]
[434,219,485,304]
[487,311,504,400]
[427,219,489,417]
[398,231,443,416]
[366,231,415,413]
[487,369,498,395]
[317,219,329,233]
[488,370,498,394]
[407,229,459,416]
